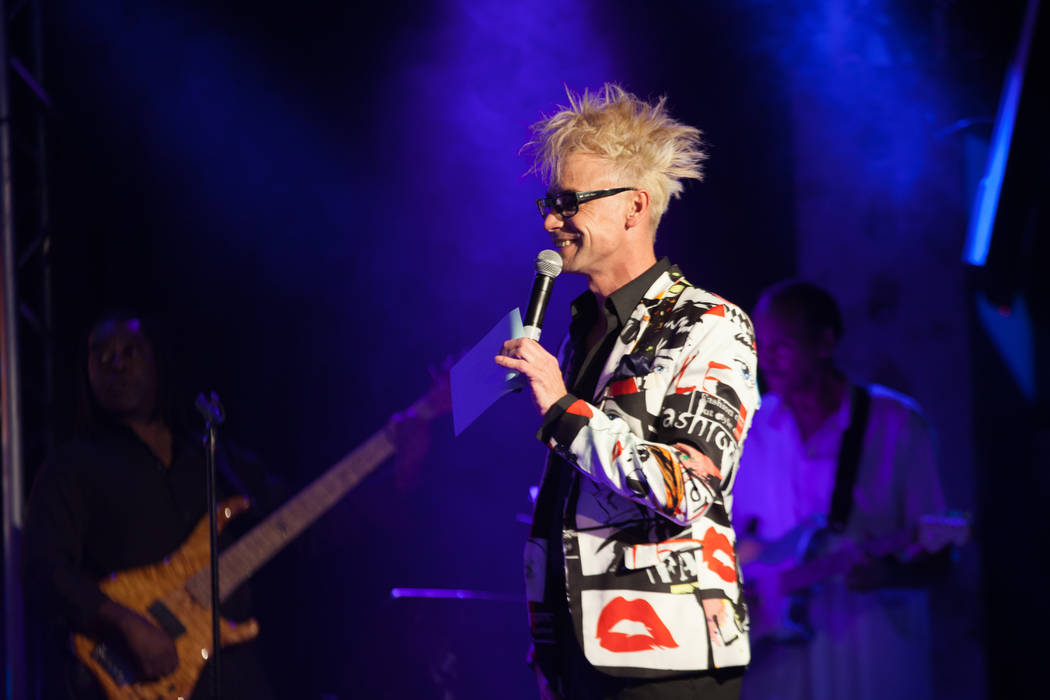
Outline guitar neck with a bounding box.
[185,426,396,604]
[778,529,912,594]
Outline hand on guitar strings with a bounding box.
[100,599,178,679]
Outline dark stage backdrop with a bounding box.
[20,0,1039,697]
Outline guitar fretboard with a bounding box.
[184,428,395,605]
[778,530,911,594]
[776,516,967,595]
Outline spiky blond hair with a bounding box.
[526,84,707,233]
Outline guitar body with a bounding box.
[72,497,259,700]
[742,514,969,645]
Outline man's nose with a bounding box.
[544,211,564,233]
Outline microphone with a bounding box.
[522,249,563,341]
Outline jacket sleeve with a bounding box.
[23,459,109,631]
[540,311,758,526]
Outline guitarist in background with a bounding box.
[732,281,949,700]
[23,312,275,700]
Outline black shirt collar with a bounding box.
[570,257,672,331]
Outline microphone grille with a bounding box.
[535,249,563,278]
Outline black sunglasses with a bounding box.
[536,187,638,219]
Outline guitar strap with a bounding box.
[827,384,871,532]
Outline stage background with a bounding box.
[12,1,1046,697]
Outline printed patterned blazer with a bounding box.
[525,264,760,677]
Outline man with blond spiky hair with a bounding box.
[496,85,760,699]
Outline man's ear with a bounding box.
[625,189,650,230]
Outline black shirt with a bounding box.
[24,425,261,626]
[539,256,672,437]
[531,258,672,682]
[23,423,273,700]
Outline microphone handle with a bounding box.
[522,274,555,340]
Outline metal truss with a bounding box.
[3,0,54,698]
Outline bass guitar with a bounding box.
[72,374,450,700]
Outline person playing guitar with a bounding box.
[24,312,277,699]
[24,310,450,700]
[730,281,956,700]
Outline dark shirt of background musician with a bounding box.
[23,311,275,700]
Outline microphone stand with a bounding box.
[195,392,225,700]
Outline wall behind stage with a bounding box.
[30,0,1018,697]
